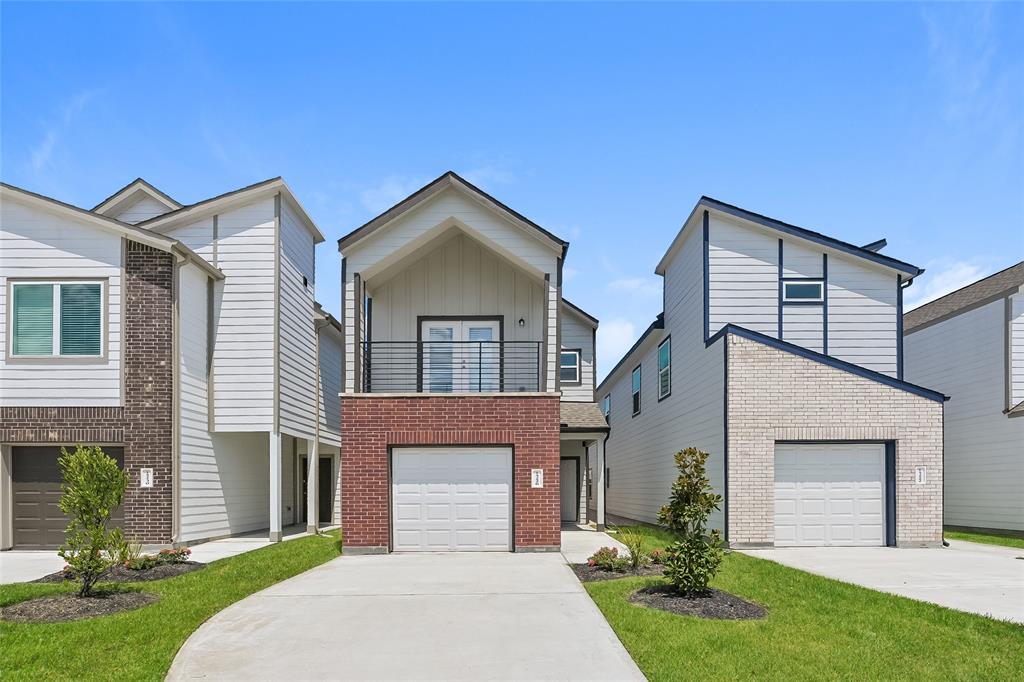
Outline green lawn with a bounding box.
[591,528,1023,680]
[945,527,1024,550]
[0,531,341,680]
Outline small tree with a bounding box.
[57,445,128,597]
[657,447,724,596]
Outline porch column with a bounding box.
[595,437,606,531]
[306,438,318,533]
[269,432,282,542]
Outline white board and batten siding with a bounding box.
[904,298,1024,532]
[108,195,173,224]
[601,226,727,531]
[0,197,123,407]
[560,306,595,401]
[277,201,318,441]
[706,212,899,376]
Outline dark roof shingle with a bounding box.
[560,402,608,431]
[904,262,1024,333]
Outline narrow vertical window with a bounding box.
[631,365,642,416]
[657,336,671,400]
[601,394,611,418]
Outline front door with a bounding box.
[421,319,501,392]
[560,458,579,523]
[302,457,333,524]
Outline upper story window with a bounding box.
[631,365,642,416]
[10,281,103,358]
[560,349,581,385]
[658,337,671,400]
[783,281,824,302]
[601,394,610,418]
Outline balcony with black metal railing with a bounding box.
[361,340,543,393]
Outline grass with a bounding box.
[610,523,676,555]
[0,531,341,680]
[590,527,1023,680]
[944,527,1024,550]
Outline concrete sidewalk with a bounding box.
[743,539,1024,624]
[168,551,644,681]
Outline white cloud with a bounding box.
[29,89,96,171]
[30,131,59,171]
[596,318,637,382]
[607,277,661,298]
[904,258,994,310]
[359,175,426,214]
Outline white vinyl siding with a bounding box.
[0,197,122,406]
[278,201,317,440]
[1011,292,1024,406]
[600,227,726,531]
[110,195,173,224]
[783,305,825,353]
[560,306,595,401]
[827,257,898,376]
[904,298,1024,532]
[318,327,343,446]
[707,215,779,337]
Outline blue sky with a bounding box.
[3,2,1022,379]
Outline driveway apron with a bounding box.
[167,552,644,681]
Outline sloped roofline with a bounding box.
[336,171,568,257]
[655,196,924,278]
[562,298,599,327]
[92,177,183,213]
[595,313,665,393]
[904,260,1024,333]
[1,182,223,280]
[136,177,325,243]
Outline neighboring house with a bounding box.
[597,197,946,548]
[337,171,607,554]
[0,178,340,550]
[904,262,1024,535]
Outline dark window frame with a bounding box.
[657,336,672,401]
[631,364,642,417]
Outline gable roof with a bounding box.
[656,196,924,278]
[562,298,599,327]
[136,177,325,243]
[560,402,609,431]
[905,261,1024,333]
[337,171,568,256]
[92,177,182,214]
[1,182,223,280]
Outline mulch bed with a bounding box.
[33,561,205,584]
[571,563,665,582]
[0,591,159,623]
[629,584,767,620]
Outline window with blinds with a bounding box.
[10,281,103,357]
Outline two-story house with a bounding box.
[0,178,341,550]
[337,172,607,554]
[904,262,1024,535]
[597,197,946,549]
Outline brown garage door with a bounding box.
[12,446,125,550]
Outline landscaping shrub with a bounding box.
[57,445,128,597]
[649,548,665,564]
[657,447,724,595]
[125,547,191,571]
[587,546,630,572]
[615,526,652,573]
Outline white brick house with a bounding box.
[597,197,946,548]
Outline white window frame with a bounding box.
[601,394,610,418]
[782,280,825,303]
[657,336,671,400]
[7,279,106,360]
[559,349,581,385]
[631,365,642,417]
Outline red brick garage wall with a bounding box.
[341,394,561,552]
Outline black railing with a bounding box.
[362,341,542,393]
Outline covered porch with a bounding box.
[559,402,610,533]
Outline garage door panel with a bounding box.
[774,443,885,547]
[392,448,511,552]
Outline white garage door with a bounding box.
[774,443,885,547]
[392,447,512,552]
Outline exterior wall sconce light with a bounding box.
[518,317,526,327]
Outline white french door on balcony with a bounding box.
[421,319,501,393]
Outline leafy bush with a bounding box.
[657,447,724,595]
[587,546,630,572]
[648,548,666,564]
[125,547,191,571]
[615,526,652,573]
[108,528,143,565]
[57,445,128,597]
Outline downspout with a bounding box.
[171,253,184,547]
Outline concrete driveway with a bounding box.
[743,540,1024,624]
[168,551,643,681]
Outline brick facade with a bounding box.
[341,394,561,552]
[0,241,175,544]
[725,334,944,548]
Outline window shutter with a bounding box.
[12,284,54,355]
[60,283,102,355]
